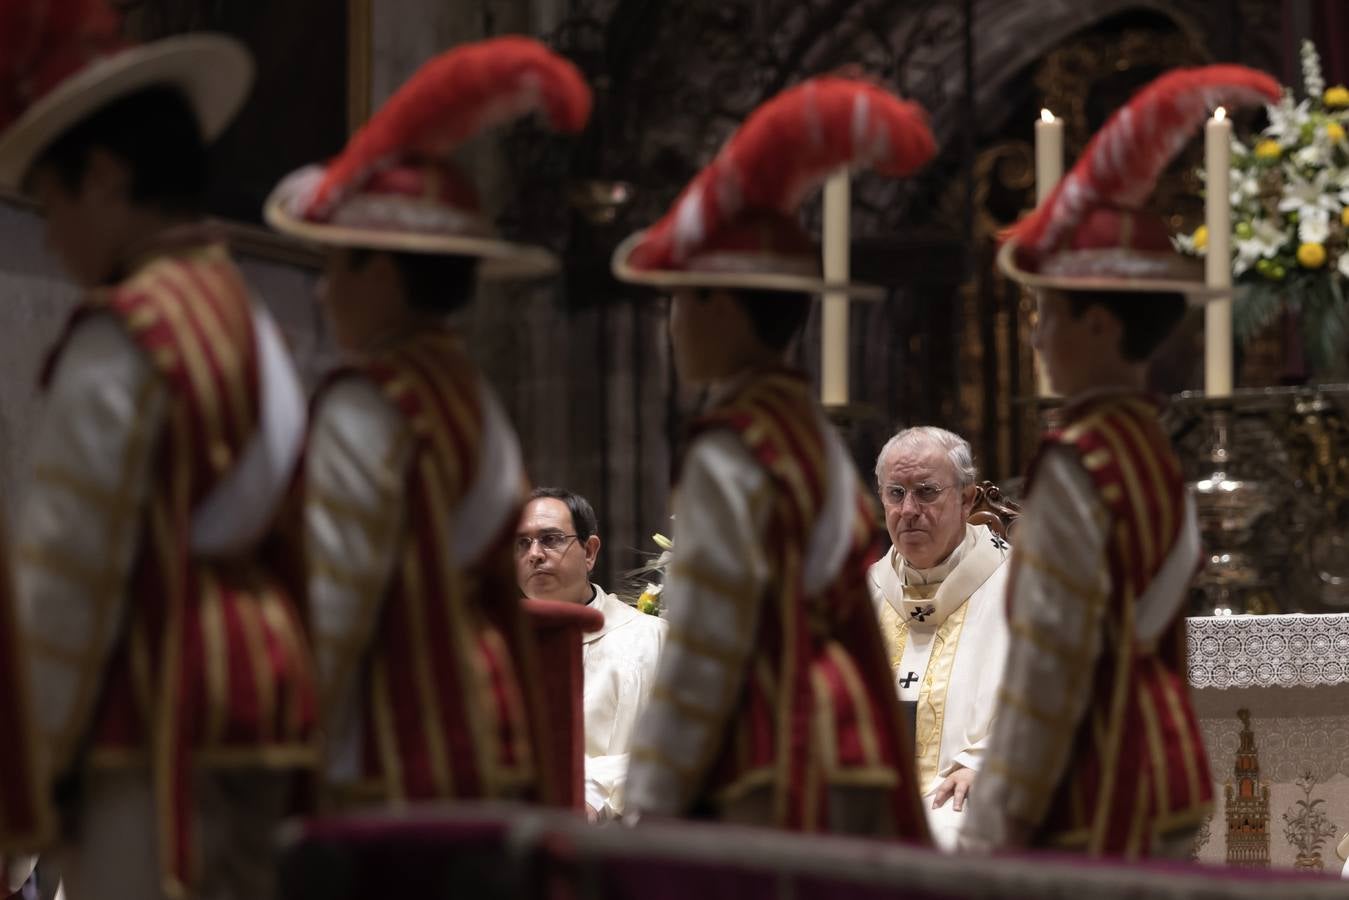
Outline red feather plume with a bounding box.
[1009,65,1280,264]
[629,76,935,270]
[307,35,591,219]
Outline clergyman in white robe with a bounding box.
[582,583,667,818]
[868,522,1011,850]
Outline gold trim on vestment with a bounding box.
[235,587,277,743]
[38,372,161,771]
[915,602,968,788]
[1011,548,1107,607]
[201,575,229,746]
[32,463,120,511]
[650,684,725,725]
[828,641,882,768]
[1094,419,1157,572]
[157,262,252,444]
[308,490,394,547]
[983,758,1056,794]
[370,660,403,802]
[259,590,307,742]
[1111,412,1175,554]
[669,561,761,616]
[1091,553,1137,851]
[810,665,839,773]
[419,456,498,795]
[995,689,1078,735]
[1135,671,1171,820]
[1125,769,1151,859]
[397,540,452,795]
[129,618,153,724]
[630,744,696,782]
[771,544,803,827]
[88,744,321,769]
[1159,668,1205,807]
[664,624,748,670]
[711,766,775,809]
[142,279,231,472]
[1008,620,1091,666]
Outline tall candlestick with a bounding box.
[1034,108,1064,205]
[821,171,850,406]
[1205,106,1233,398]
[1033,109,1065,395]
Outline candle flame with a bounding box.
[1214,106,1227,122]
[1040,108,1055,123]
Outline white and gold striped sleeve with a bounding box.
[960,448,1110,852]
[16,314,167,773]
[625,430,772,817]
[304,376,411,782]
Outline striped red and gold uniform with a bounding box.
[319,331,546,804]
[42,241,319,895]
[1027,392,1212,853]
[686,373,928,838]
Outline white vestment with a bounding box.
[867,523,1010,850]
[581,584,667,817]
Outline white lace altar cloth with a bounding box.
[1186,613,1349,870]
[1188,613,1349,690]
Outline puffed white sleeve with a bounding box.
[959,449,1111,852]
[304,376,411,780]
[16,314,166,773]
[624,430,772,817]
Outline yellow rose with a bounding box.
[1254,139,1282,160]
[1298,242,1328,268]
[1325,86,1349,108]
[1329,122,1347,143]
[1192,225,1209,250]
[1342,207,1349,227]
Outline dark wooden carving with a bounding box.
[968,480,1022,541]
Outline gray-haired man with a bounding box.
[868,426,1011,851]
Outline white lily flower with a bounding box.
[1280,168,1340,217]
[1230,173,1261,210]
[1300,207,1331,244]
[1234,219,1286,277]
[1295,143,1325,168]
[1265,95,1310,147]
[1172,232,1201,256]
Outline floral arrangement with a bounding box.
[630,532,672,617]
[1175,41,1349,367]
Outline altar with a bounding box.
[1189,613,1349,871]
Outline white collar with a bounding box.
[894,531,971,588]
[583,583,644,644]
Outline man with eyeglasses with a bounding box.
[867,426,1011,851]
[515,488,666,821]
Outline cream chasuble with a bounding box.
[867,522,1011,850]
[582,584,667,818]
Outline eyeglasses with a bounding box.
[881,482,950,507]
[514,532,579,556]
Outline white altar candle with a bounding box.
[821,171,850,406]
[1205,106,1234,398]
[1034,109,1064,396]
[1034,108,1063,205]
